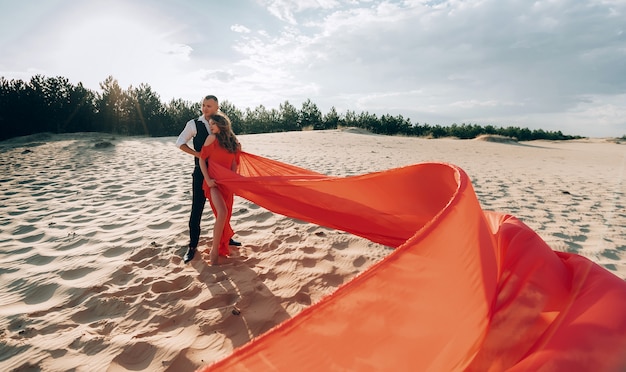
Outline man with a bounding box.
[176,95,241,264]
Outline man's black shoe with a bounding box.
[229,238,242,246]
[183,246,196,263]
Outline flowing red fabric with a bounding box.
[198,152,626,371]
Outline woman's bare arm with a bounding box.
[199,136,217,187]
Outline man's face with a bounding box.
[202,99,219,117]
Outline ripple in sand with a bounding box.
[115,195,134,201]
[167,204,183,212]
[57,238,89,251]
[102,246,128,257]
[110,342,156,370]
[12,224,37,235]
[127,236,143,244]
[49,348,68,359]
[0,266,19,275]
[23,283,58,305]
[5,246,32,256]
[147,221,173,230]
[29,253,56,266]
[59,267,94,280]
[0,343,29,363]
[103,184,123,190]
[47,222,69,230]
[100,223,127,231]
[68,215,96,224]
[7,209,27,216]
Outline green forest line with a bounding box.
[0,74,601,142]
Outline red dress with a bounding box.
[200,140,240,257]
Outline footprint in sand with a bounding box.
[601,249,621,260]
[353,256,367,268]
[68,334,108,355]
[150,276,194,294]
[7,317,38,340]
[127,246,170,268]
[70,296,131,324]
[302,257,317,268]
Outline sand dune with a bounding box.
[0,130,624,371]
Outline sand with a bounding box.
[0,129,624,371]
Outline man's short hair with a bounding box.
[204,95,218,103]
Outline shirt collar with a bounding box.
[198,115,209,125]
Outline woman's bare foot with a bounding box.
[209,248,219,266]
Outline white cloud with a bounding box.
[1,0,625,136]
[258,0,341,24]
[225,0,625,136]
[231,24,252,33]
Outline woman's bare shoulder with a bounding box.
[204,134,217,145]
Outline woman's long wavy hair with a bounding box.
[210,113,240,153]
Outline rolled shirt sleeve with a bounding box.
[175,119,198,148]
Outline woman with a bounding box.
[198,113,241,265]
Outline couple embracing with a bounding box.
[175,95,241,266]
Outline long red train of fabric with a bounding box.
[197,152,626,371]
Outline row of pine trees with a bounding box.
[0,74,584,142]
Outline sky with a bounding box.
[1,0,625,137]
